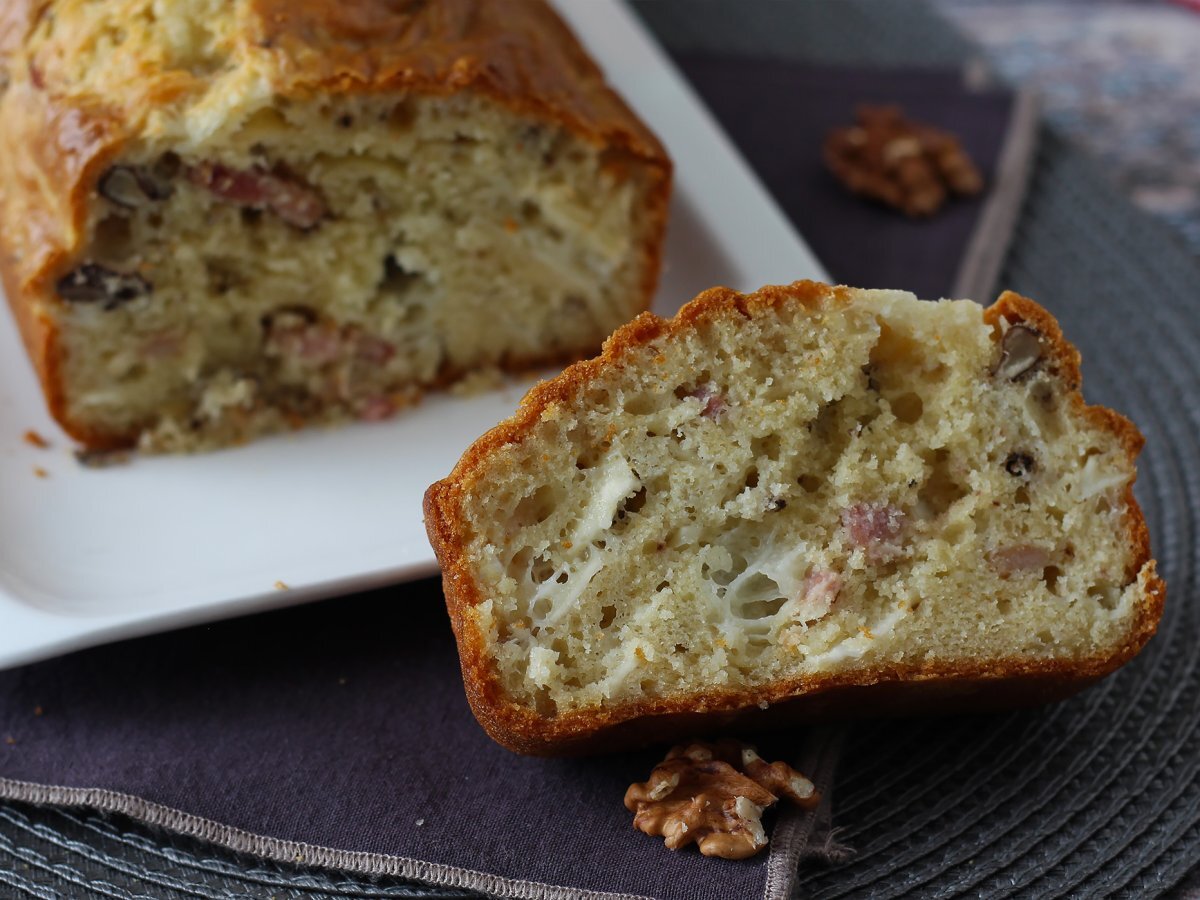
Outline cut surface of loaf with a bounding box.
[0,0,670,451]
[425,281,1164,755]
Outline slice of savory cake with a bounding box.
[0,0,670,452]
[425,281,1164,755]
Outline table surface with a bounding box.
[4,1,1200,898]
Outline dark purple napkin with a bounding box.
[675,57,1033,300]
[0,62,1026,900]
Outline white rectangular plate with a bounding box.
[0,0,827,669]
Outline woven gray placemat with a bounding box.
[2,2,1198,898]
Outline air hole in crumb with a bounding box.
[1037,629,1055,645]
[869,320,921,370]
[674,644,687,654]
[750,433,782,463]
[519,199,542,223]
[1026,383,1063,438]
[533,689,557,717]
[513,485,557,526]
[1096,498,1111,514]
[891,392,924,424]
[639,679,657,694]
[997,596,1012,614]
[741,597,787,620]
[555,571,569,584]
[389,100,415,130]
[120,362,147,383]
[622,393,657,415]
[942,522,967,544]
[598,605,616,629]
[798,474,822,493]
[380,254,419,293]
[744,468,759,490]
[1015,485,1031,505]
[1042,566,1062,593]
[916,449,969,519]
[655,581,670,592]
[618,486,647,519]
[207,259,244,294]
[1088,583,1120,610]
[530,555,555,584]
[709,552,748,587]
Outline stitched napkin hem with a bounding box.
[0,776,661,900]
[1,745,844,900]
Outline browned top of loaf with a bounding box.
[424,281,1165,755]
[0,0,665,299]
[0,0,670,447]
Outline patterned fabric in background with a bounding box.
[937,0,1200,254]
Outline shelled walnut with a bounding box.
[624,740,820,860]
[824,105,984,217]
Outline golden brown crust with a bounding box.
[0,0,671,449]
[424,281,1166,756]
[0,79,126,448]
[250,0,665,161]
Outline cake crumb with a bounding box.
[32,466,49,479]
[416,818,425,826]
[273,580,289,590]
[23,429,50,449]
[450,367,505,398]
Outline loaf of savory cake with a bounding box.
[0,0,670,451]
[425,281,1164,755]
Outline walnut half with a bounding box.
[624,740,820,860]
[824,104,983,217]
